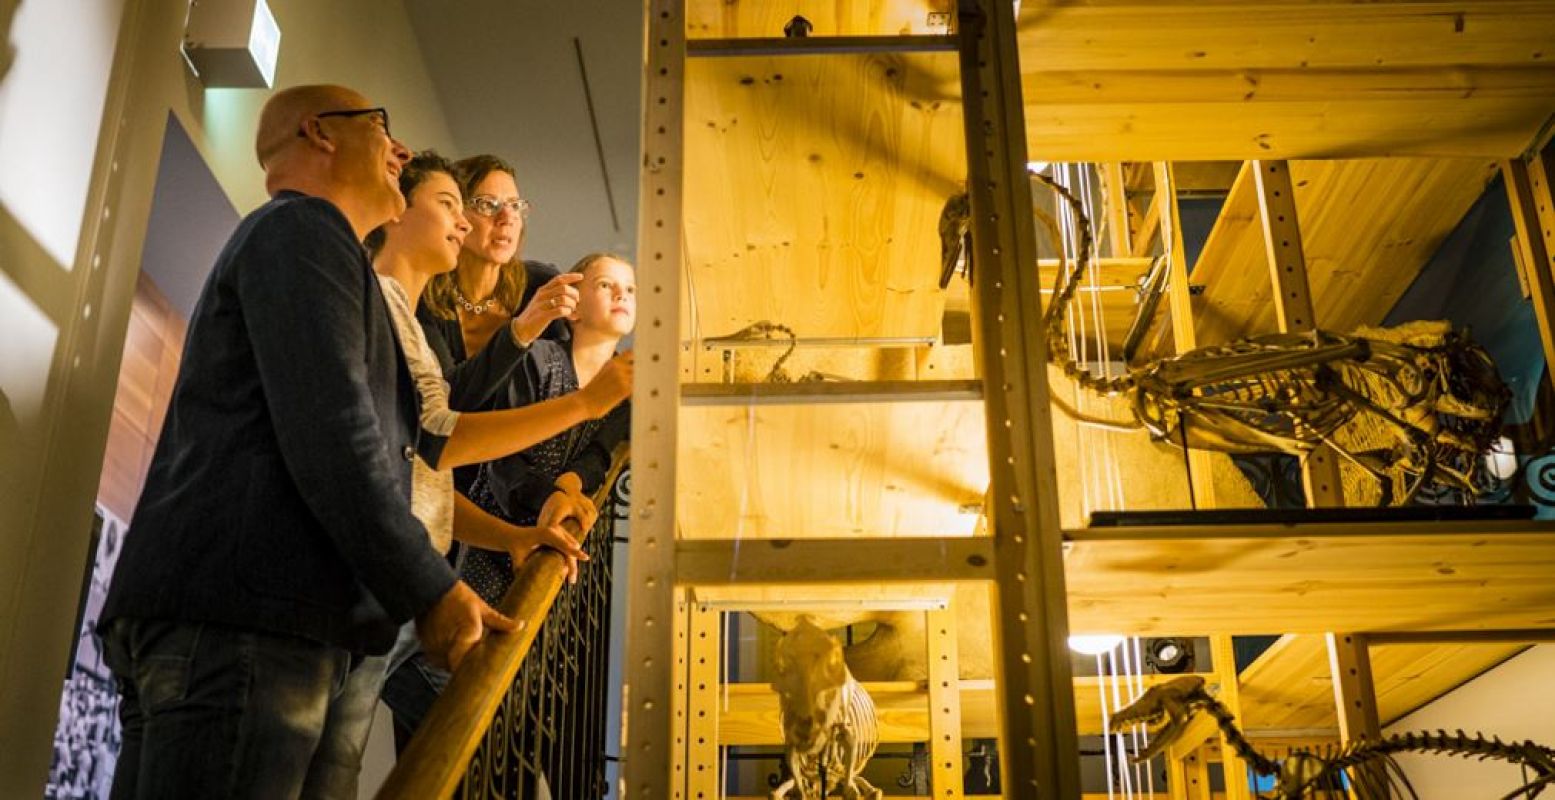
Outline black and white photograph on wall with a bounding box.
[45,505,125,800]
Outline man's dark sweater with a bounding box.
[102,192,455,656]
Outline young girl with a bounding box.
[463,251,635,604]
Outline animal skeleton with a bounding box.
[1111,675,1555,799]
[1020,170,1511,505]
[770,617,883,800]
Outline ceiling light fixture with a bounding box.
[183,0,281,89]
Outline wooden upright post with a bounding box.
[1327,632,1385,795]
[621,0,687,795]
[1101,162,1134,258]
[1154,161,1218,510]
[1210,636,1252,800]
[927,604,966,798]
[1252,159,1345,508]
[1327,633,1382,742]
[957,0,1081,795]
[1503,155,1555,396]
[685,603,721,798]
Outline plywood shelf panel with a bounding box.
[1016,2,1555,160]
[678,400,989,539]
[683,49,964,340]
[1065,520,1555,635]
[1017,2,1555,72]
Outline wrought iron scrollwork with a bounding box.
[459,494,619,799]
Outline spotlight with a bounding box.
[1485,435,1517,481]
[1145,637,1195,674]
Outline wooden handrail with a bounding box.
[377,447,629,799]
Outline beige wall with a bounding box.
[1384,645,1555,798]
[0,0,453,793]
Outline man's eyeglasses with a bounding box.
[307,107,391,138]
[467,195,532,220]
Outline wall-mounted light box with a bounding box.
[182,0,281,89]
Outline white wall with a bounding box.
[1384,645,1555,798]
[0,0,455,794]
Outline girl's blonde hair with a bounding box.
[568,251,631,276]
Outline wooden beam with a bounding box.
[1154,161,1218,509]
[1366,629,1555,645]
[1252,159,1344,508]
[958,0,1082,793]
[687,34,955,56]
[927,606,965,798]
[676,536,995,587]
[621,0,687,794]
[1210,636,1252,800]
[679,379,982,406]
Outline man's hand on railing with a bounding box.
[507,523,590,585]
[416,580,518,671]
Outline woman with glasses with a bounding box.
[419,154,575,394]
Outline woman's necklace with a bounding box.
[454,286,497,315]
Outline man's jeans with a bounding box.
[102,618,387,800]
[379,621,450,753]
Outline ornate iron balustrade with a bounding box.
[380,449,628,799]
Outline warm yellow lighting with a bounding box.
[1068,634,1124,655]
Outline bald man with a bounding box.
[100,85,512,799]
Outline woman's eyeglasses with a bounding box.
[466,195,532,220]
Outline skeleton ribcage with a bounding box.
[790,678,879,790]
